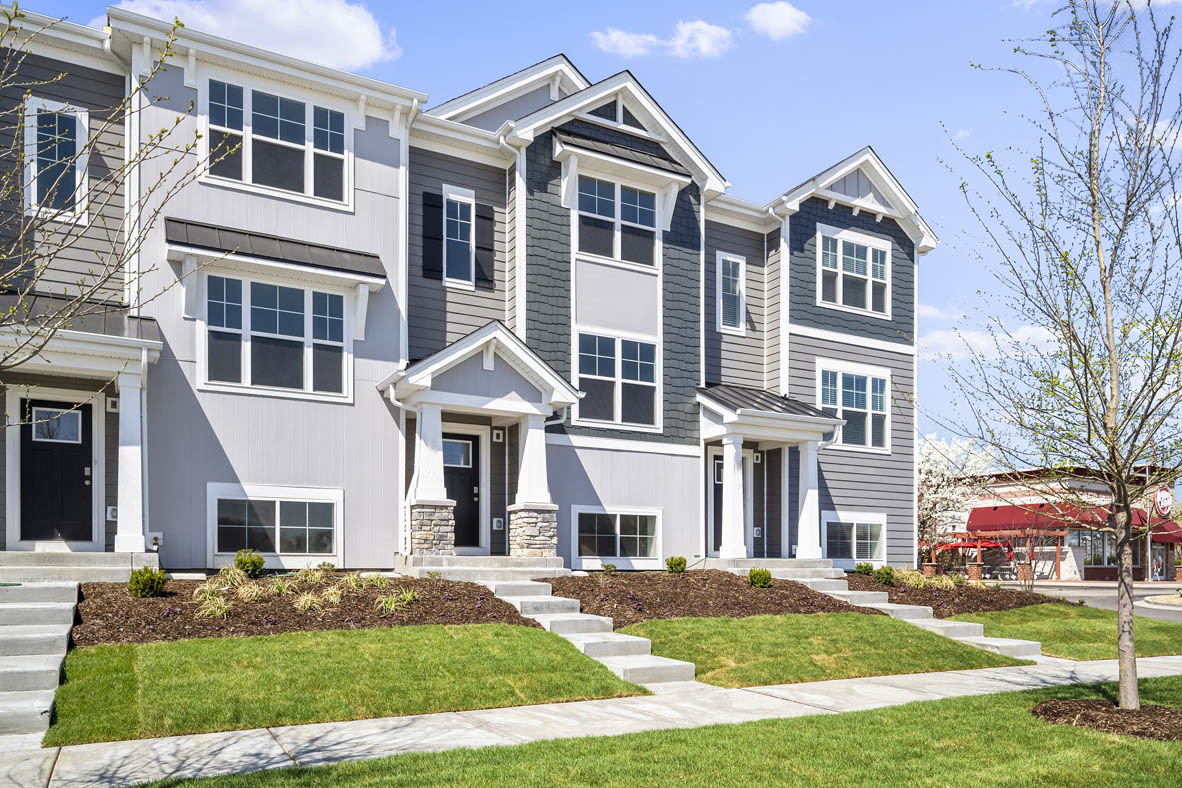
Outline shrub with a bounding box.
[235,583,268,604]
[896,568,926,589]
[233,549,266,578]
[321,585,344,605]
[316,561,336,572]
[364,574,390,589]
[665,556,687,574]
[928,574,957,591]
[426,571,443,580]
[196,595,231,619]
[873,565,896,586]
[748,568,772,588]
[854,562,874,576]
[600,563,617,575]
[340,572,365,590]
[375,587,418,615]
[217,565,250,588]
[293,592,324,613]
[295,567,327,587]
[128,566,167,598]
[271,577,297,595]
[397,587,418,605]
[192,581,225,602]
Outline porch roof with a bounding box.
[697,383,842,444]
[698,383,833,419]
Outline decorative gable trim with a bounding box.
[427,55,590,123]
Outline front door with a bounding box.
[443,434,480,548]
[1152,543,1166,580]
[20,399,92,541]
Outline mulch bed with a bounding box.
[844,573,1075,619]
[1031,698,1182,741]
[72,577,538,647]
[542,570,880,629]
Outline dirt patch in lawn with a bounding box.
[1032,698,1182,741]
[73,577,538,647]
[844,574,1074,618]
[543,570,881,628]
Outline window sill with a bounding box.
[24,207,88,226]
[826,443,891,456]
[825,557,885,570]
[572,556,662,571]
[816,299,892,321]
[198,381,353,405]
[717,323,746,338]
[199,174,355,213]
[576,251,659,276]
[572,417,663,434]
[444,277,476,292]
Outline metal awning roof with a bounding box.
[553,129,692,177]
[697,383,833,420]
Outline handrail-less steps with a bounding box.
[0,582,78,737]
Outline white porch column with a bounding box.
[514,414,551,506]
[411,404,450,502]
[718,433,747,559]
[114,372,145,552]
[796,439,822,560]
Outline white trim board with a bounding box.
[789,325,917,357]
[545,432,699,457]
[206,482,345,570]
[568,504,663,571]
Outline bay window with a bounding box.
[818,226,889,316]
[206,78,347,204]
[577,175,657,266]
[819,364,889,450]
[577,331,658,428]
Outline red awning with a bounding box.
[968,504,1180,542]
[1152,520,1182,544]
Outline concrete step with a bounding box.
[597,654,696,684]
[501,595,581,615]
[828,589,890,605]
[403,567,572,582]
[0,552,157,568]
[860,602,933,621]
[704,558,833,569]
[0,625,71,657]
[531,612,613,634]
[0,689,55,735]
[0,654,64,692]
[910,618,985,639]
[794,579,850,593]
[0,566,132,583]
[0,602,76,627]
[397,555,566,568]
[0,582,78,604]
[485,580,552,597]
[562,631,651,658]
[956,636,1042,658]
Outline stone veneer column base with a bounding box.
[507,504,559,557]
[410,503,456,555]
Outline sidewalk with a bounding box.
[6,655,1182,788]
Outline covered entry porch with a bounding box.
[697,384,844,562]
[383,322,579,557]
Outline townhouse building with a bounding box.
[0,7,937,577]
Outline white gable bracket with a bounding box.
[354,283,371,341]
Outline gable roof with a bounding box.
[426,54,589,123]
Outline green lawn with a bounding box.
[45,624,642,747]
[951,603,1182,660]
[618,613,1028,687]
[138,676,1182,787]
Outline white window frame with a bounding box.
[571,324,662,433]
[442,437,473,468]
[569,504,662,570]
[207,482,344,570]
[822,510,887,569]
[30,407,82,444]
[199,68,355,211]
[814,357,891,455]
[815,223,891,320]
[197,268,356,403]
[573,173,660,272]
[441,183,476,290]
[23,96,88,224]
[715,250,746,336]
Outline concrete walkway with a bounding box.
[4,655,1182,788]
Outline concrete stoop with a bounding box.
[0,581,78,736]
[476,575,696,684]
[0,552,159,583]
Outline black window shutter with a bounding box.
[474,202,496,290]
[422,191,443,279]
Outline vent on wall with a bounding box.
[492,428,504,443]
[106,399,119,412]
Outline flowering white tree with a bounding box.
[917,434,993,559]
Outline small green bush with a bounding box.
[271,576,297,595]
[128,566,167,598]
[235,583,268,604]
[293,592,324,613]
[748,568,772,588]
[873,565,896,586]
[896,568,926,589]
[340,572,365,590]
[374,588,417,615]
[217,565,250,588]
[426,571,443,580]
[854,562,874,576]
[600,563,617,575]
[927,574,956,591]
[665,556,687,574]
[316,561,336,572]
[233,549,266,578]
[321,585,344,605]
[196,595,231,619]
[364,574,390,588]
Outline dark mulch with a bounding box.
[843,573,1076,618]
[72,578,538,647]
[542,570,881,629]
[1032,698,1182,741]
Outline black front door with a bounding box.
[712,456,723,552]
[21,399,92,541]
[443,434,480,548]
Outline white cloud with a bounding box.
[917,303,963,321]
[951,128,972,141]
[590,19,732,60]
[919,325,1055,362]
[745,2,811,41]
[589,28,662,58]
[668,20,733,58]
[100,0,401,71]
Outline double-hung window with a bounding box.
[819,365,889,450]
[23,97,88,219]
[716,252,745,334]
[206,78,347,204]
[205,273,348,397]
[576,331,658,427]
[824,517,884,563]
[576,175,657,266]
[443,184,475,286]
[575,509,658,562]
[818,226,889,316]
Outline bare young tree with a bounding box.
[948,0,1182,708]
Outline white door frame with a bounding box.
[5,386,107,552]
[705,445,754,558]
[441,421,491,555]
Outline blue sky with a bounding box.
[38,0,1073,438]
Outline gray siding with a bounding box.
[704,220,765,388]
[765,228,781,392]
[464,85,554,132]
[505,163,517,331]
[787,197,915,347]
[787,333,916,565]
[491,427,507,555]
[408,146,507,359]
